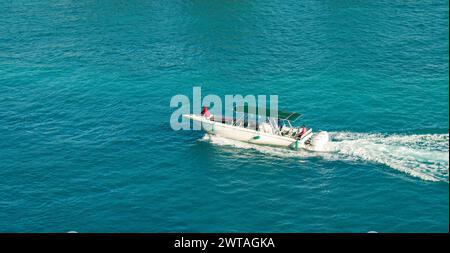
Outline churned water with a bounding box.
[0,0,448,232]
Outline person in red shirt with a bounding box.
[201,106,210,118]
[297,125,306,139]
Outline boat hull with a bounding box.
[183,114,312,149]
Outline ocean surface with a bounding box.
[0,0,448,232]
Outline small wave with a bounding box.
[199,132,449,182]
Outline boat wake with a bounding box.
[201,132,449,182]
[328,132,449,182]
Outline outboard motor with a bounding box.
[309,131,329,151]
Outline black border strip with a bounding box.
[0,233,448,251]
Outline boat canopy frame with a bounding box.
[233,105,302,122]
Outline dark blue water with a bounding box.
[0,0,448,232]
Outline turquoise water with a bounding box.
[0,0,448,232]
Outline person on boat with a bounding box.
[278,118,283,131]
[297,125,306,139]
[201,106,212,120]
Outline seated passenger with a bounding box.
[297,125,306,139]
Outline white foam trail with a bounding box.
[200,132,449,182]
[328,132,449,182]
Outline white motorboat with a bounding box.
[182,106,329,151]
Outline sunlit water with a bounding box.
[0,0,448,232]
